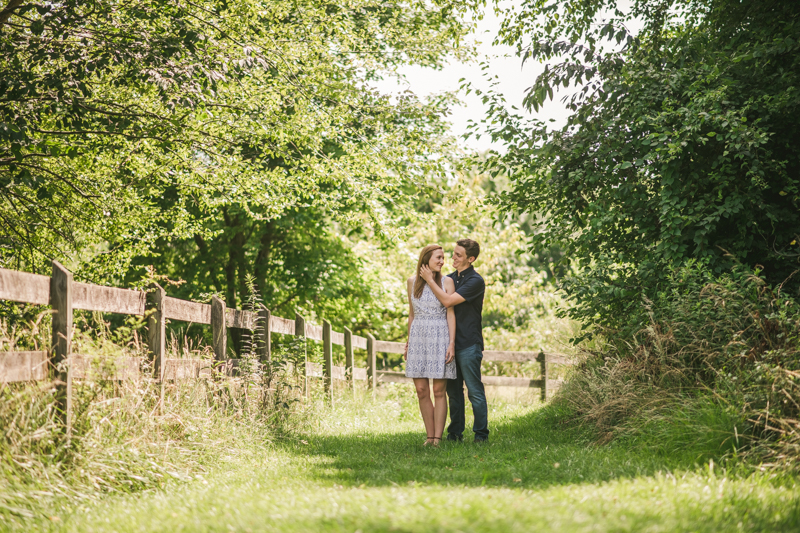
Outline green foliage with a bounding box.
[0,0,474,281]
[349,167,580,365]
[140,203,382,352]
[640,262,799,373]
[555,261,800,466]
[1,0,561,363]
[479,0,800,332]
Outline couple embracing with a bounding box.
[404,239,488,446]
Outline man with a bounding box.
[419,238,488,443]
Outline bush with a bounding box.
[556,261,800,467]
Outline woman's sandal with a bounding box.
[431,437,442,447]
[423,436,435,446]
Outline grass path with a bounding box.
[34,389,800,532]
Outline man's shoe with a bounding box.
[445,434,463,442]
[474,437,489,444]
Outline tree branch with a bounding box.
[15,162,100,201]
[274,292,297,311]
[0,0,25,30]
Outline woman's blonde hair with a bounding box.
[413,244,443,299]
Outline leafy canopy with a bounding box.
[478,0,800,334]
[1,0,475,280]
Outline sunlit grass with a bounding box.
[15,385,799,533]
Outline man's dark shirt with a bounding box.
[447,266,485,351]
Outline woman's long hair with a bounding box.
[413,244,443,299]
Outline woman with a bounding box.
[404,244,457,446]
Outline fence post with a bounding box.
[323,320,333,403]
[295,312,307,398]
[344,326,354,394]
[50,261,73,435]
[211,296,226,362]
[146,283,166,413]
[539,350,548,402]
[366,332,376,396]
[257,306,271,364]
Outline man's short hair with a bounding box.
[457,238,480,261]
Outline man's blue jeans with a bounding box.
[447,344,489,440]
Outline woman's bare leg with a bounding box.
[413,378,434,443]
[432,379,448,442]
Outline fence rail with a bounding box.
[0,262,575,431]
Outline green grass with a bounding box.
[8,386,800,533]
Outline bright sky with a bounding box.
[374,6,572,153]
[373,2,642,153]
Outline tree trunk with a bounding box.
[222,208,245,355]
[253,220,277,305]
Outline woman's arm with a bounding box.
[444,277,456,363]
[404,277,414,360]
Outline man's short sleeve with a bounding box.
[455,274,484,303]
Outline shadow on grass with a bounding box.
[276,405,719,490]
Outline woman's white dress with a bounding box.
[405,278,456,379]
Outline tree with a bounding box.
[137,202,383,353]
[354,165,572,370]
[1,0,474,282]
[478,0,800,334]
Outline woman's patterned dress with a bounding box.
[405,277,456,379]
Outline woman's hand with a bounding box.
[445,343,455,364]
[404,341,409,361]
[419,265,434,283]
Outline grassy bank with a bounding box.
[5,385,798,532]
[555,263,800,467]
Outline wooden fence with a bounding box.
[0,262,574,431]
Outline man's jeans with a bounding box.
[447,344,489,440]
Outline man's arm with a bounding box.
[419,265,465,308]
[444,277,456,364]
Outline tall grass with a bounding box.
[555,261,800,468]
[0,310,319,527]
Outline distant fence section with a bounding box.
[0,262,575,431]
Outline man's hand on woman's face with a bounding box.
[419,265,434,282]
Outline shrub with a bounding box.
[556,261,800,467]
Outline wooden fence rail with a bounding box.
[0,263,575,431]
